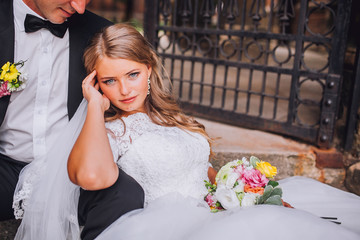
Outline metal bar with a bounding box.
[286,0,307,124]
[260,39,272,116]
[160,53,329,78]
[180,102,317,142]
[172,77,289,99]
[233,0,247,112]
[188,0,200,101]
[317,0,353,147]
[179,58,185,98]
[210,63,217,106]
[246,68,254,114]
[169,0,178,91]
[156,26,332,44]
[344,47,360,150]
[273,72,282,119]
[221,65,229,108]
[144,0,157,44]
[143,0,354,148]
[199,62,206,104]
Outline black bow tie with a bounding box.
[24,14,69,38]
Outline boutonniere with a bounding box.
[0,60,27,98]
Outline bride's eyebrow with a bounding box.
[98,69,141,80]
[126,68,141,74]
[98,76,116,80]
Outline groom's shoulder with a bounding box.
[0,0,12,16]
[0,0,13,32]
[81,10,113,27]
[0,0,11,7]
[69,10,113,33]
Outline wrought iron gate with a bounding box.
[144,0,352,148]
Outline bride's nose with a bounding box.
[119,80,131,96]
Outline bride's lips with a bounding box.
[120,96,137,104]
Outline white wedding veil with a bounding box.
[13,99,88,240]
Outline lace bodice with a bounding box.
[105,113,210,205]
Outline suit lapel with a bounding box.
[67,13,90,119]
[0,0,15,126]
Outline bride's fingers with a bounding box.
[82,70,96,86]
[94,82,100,91]
[102,95,110,110]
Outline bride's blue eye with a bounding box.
[129,72,139,79]
[103,79,115,85]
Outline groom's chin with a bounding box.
[46,9,74,24]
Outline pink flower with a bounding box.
[234,165,244,177]
[241,168,268,188]
[205,194,216,207]
[0,82,10,98]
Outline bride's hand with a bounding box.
[82,70,110,112]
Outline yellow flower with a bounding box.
[0,62,20,82]
[256,161,277,178]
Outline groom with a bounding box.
[0,0,144,239]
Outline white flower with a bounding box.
[233,180,245,193]
[225,172,240,189]
[7,73,27,92]
[241,192,260,207]
[215,160,240,184]
[215,187,240,210]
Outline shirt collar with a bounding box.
[14,0,45,32]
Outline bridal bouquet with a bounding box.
[204,156,283,212]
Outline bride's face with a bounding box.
[95,57,151,116]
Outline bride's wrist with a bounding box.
[87,99,106,113]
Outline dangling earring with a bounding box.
[147,77,151,95]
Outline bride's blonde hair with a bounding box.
[84,24,213,155]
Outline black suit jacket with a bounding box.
[0,0,112,126]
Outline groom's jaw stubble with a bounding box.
[22,0,89,24]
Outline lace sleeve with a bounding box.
[105,120,127,163]
[107,131,119,163]
[105,114,155,161]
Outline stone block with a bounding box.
[345,162,360,195]
[313,148,344,169]
[0,219,20,240]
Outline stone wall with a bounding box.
[0,219,20,239]
[344,113,360,195]
[211,151,347,191]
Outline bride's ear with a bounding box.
[147,65,152,78]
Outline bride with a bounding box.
[14,24,360,240]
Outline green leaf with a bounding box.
[236,192,245,202]
[204,180,217,193]
[262,185,274,200]
[256,195,264,205]
[270,187,283,198]
[267,180,279,188]
[250,156,260,168]
[264,195,283,205]
[257,185,273,204]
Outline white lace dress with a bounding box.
[96,113,360,240]
[105,112,209,204]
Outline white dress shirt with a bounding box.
[0,0,70,163]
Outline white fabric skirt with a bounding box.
[97,176,360,240]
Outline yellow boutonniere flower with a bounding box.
[0,60,27,98]
[256,161,277,178]
[0,62,20,82]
